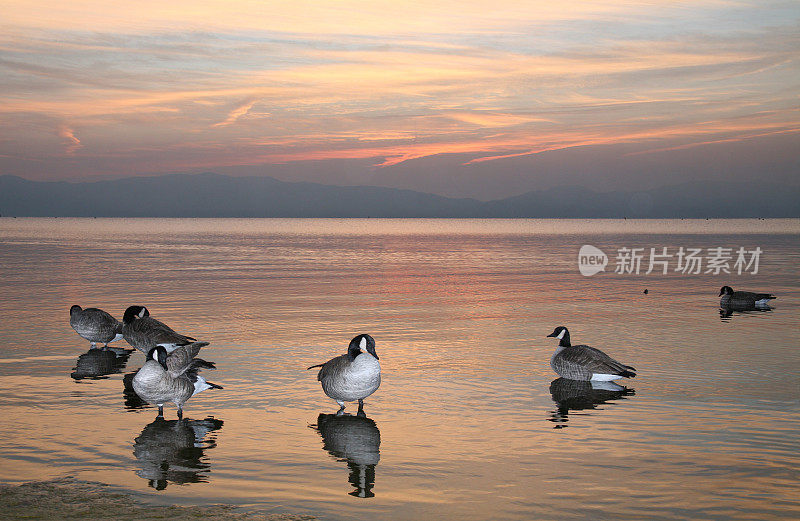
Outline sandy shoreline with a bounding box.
[0,479,316,521]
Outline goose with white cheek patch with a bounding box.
[122,305,201,354]
[547,326,636,382]
[132,343,222,419]
[69,305,124,348]
[308,334,381,415]
[719,286,776,308]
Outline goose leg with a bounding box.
[336,401,346,416]
[157,405,164,417]
[357,399,366,418]
[177,407,183,420]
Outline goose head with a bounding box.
[70,304,82,315]
[123,305,150,324]
[146,345,169,371]
[547,326,571,347]
[719,286,734,296]
[348,334,378,360]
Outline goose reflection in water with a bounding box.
[123,371,147,409]
[132,416,223,490]
[719,303,773,321]
[311,412,380,498]
[548,377,634,429]
[71,346,134,380]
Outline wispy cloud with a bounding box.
[57,125,82,155]
[0,1,797,191]
[213,98,262,127]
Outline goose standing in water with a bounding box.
[308,334,381,414]
[122,305,200,354]
[719,286,775,308]
[69,305,124,348]
[132,343,222,419]
[546,326,636,381]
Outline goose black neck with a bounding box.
[559,331,571,347]
[347,344,362,361]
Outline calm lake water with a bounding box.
[1,218,799,520]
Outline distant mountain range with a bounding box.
[1,173,798,217]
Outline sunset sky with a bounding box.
[1,1,798,198]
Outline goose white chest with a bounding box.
[323,354,381,402]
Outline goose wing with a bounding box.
[125,317,197,348]
[142,317,197,345]
[312,354,349,382]
[123,319,150,350]
[165,341,209,377]
[561,345,636,376]
[734,290,775,301]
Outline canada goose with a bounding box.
[122,305,200,354]
[719,286,775,308]
[308,334,381,414]
[133,416,223,490]
[132,343,222,419]
[69,305,123,348]
[312,413,380,498]
[546,326,636,381]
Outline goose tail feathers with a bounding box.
[192,375,223,395]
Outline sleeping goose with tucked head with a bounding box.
[547,326,636,381]
[69,305,124,348]
[308,334,381,414]
[122,305,200,354]
[719,286,775,308]
[132,342,221,419]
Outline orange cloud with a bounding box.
[1,0,796,186]
[213,99,262,128]
[57,125,82,155]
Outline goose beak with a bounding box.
[546,332,557,338]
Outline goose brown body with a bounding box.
[132,342,220,418]
[122,305,199,354]
[308,334,381,412]
[69,305,123,347]
[547,326,636,381]
[719,286,776,307]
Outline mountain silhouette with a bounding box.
[1,173,797,217]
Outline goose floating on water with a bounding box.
[719,286,775,308]
[546,326,636,381]
[122,305,201,354]
[132,343,222,419]
[308,334,381,414]
[69,305,124,348]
